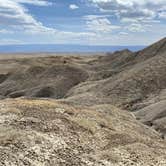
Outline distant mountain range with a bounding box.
[0,44,145,53]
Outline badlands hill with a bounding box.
[0,38,166,165]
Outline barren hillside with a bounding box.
[0,38,166,165]
[0,98,165,165]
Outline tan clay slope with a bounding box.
[63,38,166,139]
[0,38,165,107]
[87,37,166,81]
[135,37,166,59]
[0,38,166,142]
[0,56,89,99]
[135,100,166,137]
[133,89,166,135]
[66,37,166,109]
[100,50,166,108]
[0,98,165,166]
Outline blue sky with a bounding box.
[0,0,166,45]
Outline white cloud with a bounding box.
[0,0,165,46]
[84,15,108,20]
[0,0,96,45]
[14,0,52,6]
[69,4,79,10]
[88,0,166,22]
[0,29,13,34]
[0,38,23,45]
[88,0,166,36]
[0,0,54,34]
[84,15,120,33]
[159,12,166,19]
[121,18,138,23]
[125,23,145,32]
[119,32,128,35]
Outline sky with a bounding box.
[0,0,166,46]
